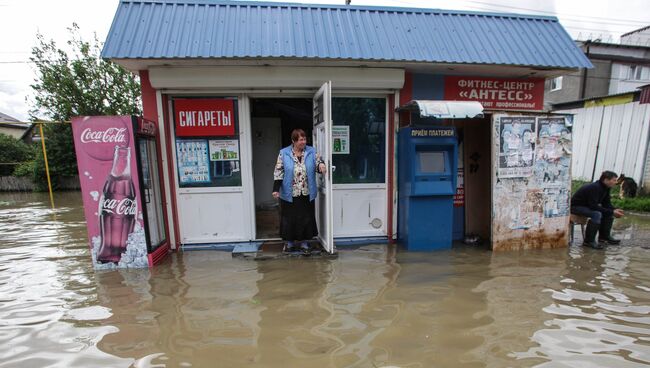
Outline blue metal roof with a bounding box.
[102,0,592,68]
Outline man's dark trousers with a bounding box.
[571,206,616,243]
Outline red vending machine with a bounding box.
[72,116,169,269]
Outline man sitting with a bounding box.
[571,171,625,249]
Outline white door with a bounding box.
[313,82,335,253]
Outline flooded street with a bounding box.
[1,192,649,367]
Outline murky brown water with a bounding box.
[1,191,650,367]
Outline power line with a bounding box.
[389,0,649,33]
[556,20,647,31]
[461,0,650,25]
[454,4,647,33]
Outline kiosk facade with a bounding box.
[100,0,592,252]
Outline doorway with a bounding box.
[250,98,313,239]
[452,117,492,241]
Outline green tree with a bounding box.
[29,24,141,189]
[0,133,35,176]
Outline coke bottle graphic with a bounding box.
[97,146,137,263]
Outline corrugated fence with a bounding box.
[556,101,650,186]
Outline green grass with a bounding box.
[571,180,589,194]
[571,180,650,212]
[610,197,650,212]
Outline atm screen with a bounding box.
[418,151,446,173]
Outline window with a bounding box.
[629,65,638,80]
[628,65,648,81]
[331,97,386,184]
[173,97,242,188]
[550,76,563,91]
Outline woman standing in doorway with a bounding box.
[272,129,326,253]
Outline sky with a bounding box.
[1,0,649,122]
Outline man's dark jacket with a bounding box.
[571,181,614,216]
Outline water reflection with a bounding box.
[0,191,132,367]
[514,243,650,366]
[2,192,650,367]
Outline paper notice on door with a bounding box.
[209,139,240,161]
[332,126,349,154]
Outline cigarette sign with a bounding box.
[174,98,236,137]
[444,76,544,111]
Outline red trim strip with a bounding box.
[140,71,175,261]
[148,242,170,266]
[162,95,182,249]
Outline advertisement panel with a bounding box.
[72,116,150,269]
[444,76,544,111]
[174,98,236,137]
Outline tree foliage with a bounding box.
[29,24,141,189]
[0,133,35,176]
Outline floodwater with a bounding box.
[1,192,650,368]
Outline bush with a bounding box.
[0,133,35,176]
[571,179,588,195]
[13,161,36,177]
[31,124,78,191]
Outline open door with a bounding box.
[313,81,335,253]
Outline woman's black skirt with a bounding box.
[280,195,318,241]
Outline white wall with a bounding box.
[251,118,282,207]
[557,101,650,185]
[609,63,650,95]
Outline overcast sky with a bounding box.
[1,0,649,121]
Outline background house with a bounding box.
[548,26,650,188]
[0,111,34,144]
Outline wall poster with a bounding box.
[536,117,572,218]
[176,139,210,185]
[497,116,537,178]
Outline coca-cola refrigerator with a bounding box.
[72,116,169,269]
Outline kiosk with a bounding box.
[398,126,458,251]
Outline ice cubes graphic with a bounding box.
[90,191,99,201]
[91,212,149,270]
[117,220,149,268]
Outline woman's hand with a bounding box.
[318,162,326,173]
[272,192,280,199]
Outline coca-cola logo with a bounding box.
[75,116,131,161]
[138,119,157,136]
[100,197,137,216]
[81,127,127,144]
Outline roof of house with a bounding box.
[0,112,30,131]
[621,25,650,38]
[0,111,21,123]
[102,0,592,69]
